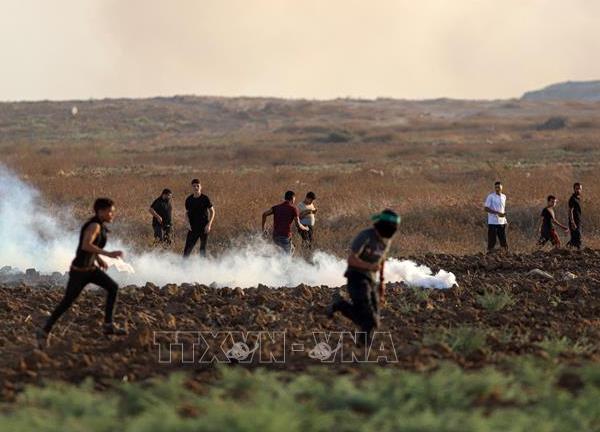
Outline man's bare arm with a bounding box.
[208,207,215,225]
[552,216,568,231]
[262,209,273,232]
[81,224,123,258]
[149,208,162,223]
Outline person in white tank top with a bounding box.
[298,191,317,249]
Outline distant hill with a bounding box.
[522,81,600,101]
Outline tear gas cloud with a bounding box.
[0,165,456,289]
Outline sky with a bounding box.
[1,0,599,101]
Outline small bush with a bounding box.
[446,326,488,356]
[538,336,594,358]
[412,288,432,302]
[424,326,488,357]
[477,289,515,311]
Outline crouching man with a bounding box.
[327,209,400,343]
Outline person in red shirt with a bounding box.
[262,190,309,254]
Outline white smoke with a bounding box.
[0,167,75,271]
[0,165,456,289]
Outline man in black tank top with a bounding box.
[36,198,127,349]
[537,195,568,248]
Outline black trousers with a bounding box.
[152,222,172,244]
[44,268,119,333]
[183,227,208,257]
[567,226,582,249]
[487,224,508,251]
[334,271,379,336]
[298,225,314,248]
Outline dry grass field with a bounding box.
[2,96,600,256]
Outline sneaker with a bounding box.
[103,323,128,336]
[36,328,49,350]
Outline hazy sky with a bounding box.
[1,0,599,101]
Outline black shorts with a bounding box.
[538,228,560,246]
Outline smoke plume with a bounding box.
[0,165,456,289]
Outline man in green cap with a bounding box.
[327,209,400,343]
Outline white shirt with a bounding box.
[485,193,507,225]
[298,201,316,226]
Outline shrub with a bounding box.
[477,289,515,311]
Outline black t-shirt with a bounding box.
[541,208,554,235]
[185,194,213,229]
[151,197,172,226]
[568,194,581,225]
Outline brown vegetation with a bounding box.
[2,96,600,256]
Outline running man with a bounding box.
[538,195,569,248]
[262,190,309,254]
[298,191,317,249]
[484,181,508,253]
[567,182,583,249]
[327,209,400,344]
[183,179,215,257]
[36,198,126,348]
[149,188,173,246]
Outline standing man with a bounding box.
[538,195,569,248]
[36,198,126,348]
[183,179,215,257]
[298,191,317,249]
[484,181,508,253]
[567,182,583,250]
[149,188,173,246]
[327,209,400,344]
[262,190,309,254]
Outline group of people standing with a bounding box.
[149,179,215,256]
[149,180,318,256]
[485,181,583,252]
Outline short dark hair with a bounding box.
[494,181,502,186]
[191,179,200,185]
[574,182,581,189]
[284,190,295,201]
[94,198,114,213]
[547,195,556,201]
[162,188,172,195]
[306,191,316,200]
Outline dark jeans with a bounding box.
[44,268,119,333]
[183,227,208,257]
[567,226,582,249]
[487,224,508,251]
[334,271,379,337]
[152,222,172,245]
[299,225,314,249]
[273,235,294,255]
